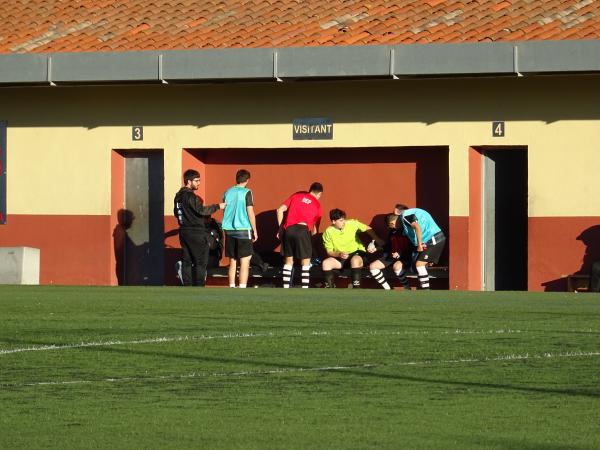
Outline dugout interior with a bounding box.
[172,147,449,279]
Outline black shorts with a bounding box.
[282,224,312,260]
[375,255,402,268]
[225,235,253,259]
[335,251,367,268]
[417,233,446,264]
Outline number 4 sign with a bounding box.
[492,121,505,137]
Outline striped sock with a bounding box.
[282,264,293,288]
[301,265,311,288]
[416,266,430,289]
[370,269,391,290]
[394,269,410,289]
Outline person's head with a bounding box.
[386,213,399,229]
[329,208,346,230]
[236,169,251,185]
[309,182,323,199]
[394,203,409,215]
[183,169,201,190]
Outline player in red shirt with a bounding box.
[276,182,323,288]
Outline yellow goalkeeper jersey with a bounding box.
[322,219,369,254]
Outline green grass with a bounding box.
[1,286,599,450]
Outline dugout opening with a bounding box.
[182,147,449,273]
[474,146,528,291]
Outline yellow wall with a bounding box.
[2,75,600,217]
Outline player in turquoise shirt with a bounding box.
[394,204,445,290]
[222,169,256,288]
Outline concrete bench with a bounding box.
[566,274,589,292]
[0,247,40,285]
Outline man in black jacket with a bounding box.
[174,169,225,286]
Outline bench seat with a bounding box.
[206,265,448,289]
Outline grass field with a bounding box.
[1,286,599,450]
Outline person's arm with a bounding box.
[323,230,346,259]
[312,216,321,236]
[247,205,257,242]
[245,190,258,242]
[276,204,288,227]
[190,195,224,216]
[411,220,425,252]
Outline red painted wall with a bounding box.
[449,216,469,290]
[0,215,112,285]
[184,147,449,263]
[529,217,600,291]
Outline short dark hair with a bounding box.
[236,169,251,184]
[183,169,200,184]
[329,208,346,221]
[386,213,399,225]
[309,182,323,193]
[395,203,409,212]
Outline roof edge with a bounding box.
[1,40,600,86]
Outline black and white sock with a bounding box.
[301,265,310,288]
[370,269,391,290]
[416,265,430,289]
[282,264,293,288]
[394,269,410,289]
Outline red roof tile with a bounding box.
[1,0,600,54]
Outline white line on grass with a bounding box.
[0,329,520,355]
[3,350,599,388]
[2,328,597,356]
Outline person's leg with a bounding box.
[415,239,444,290]
[281,227,295,288]
[282,256,294,288]
[349,254,364,288]
[415,261,430,289]
[193,235,210,287]
[179,231,193,286]
[228,258,237,288]
[296,226,314,288]
[300,258,311,288]
[238,255,252,288]
[369,259,390,290]
[392,260,411,289]
[322,257,342,288]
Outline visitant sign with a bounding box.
[0,121,6,224]
[293,118,333,140]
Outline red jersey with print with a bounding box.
[282,191,322,230]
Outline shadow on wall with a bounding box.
[576,225,600,274]
[254,209,282,266]
[164,227,181,286]
[542,224,600,291]
[113,209,136,286]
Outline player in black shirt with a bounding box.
[174,169,225,286]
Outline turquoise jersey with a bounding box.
[222,186,252,231]
[401,208,441,246]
